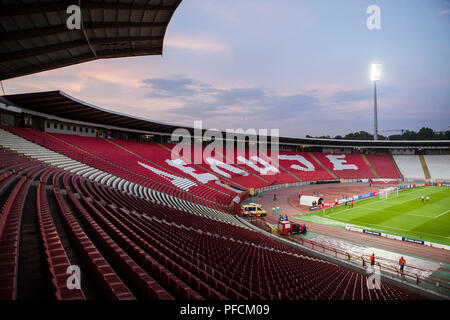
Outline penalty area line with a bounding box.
[434,210,450,219]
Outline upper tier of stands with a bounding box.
[0,148,424,300]
[6,126,450,209]
[5,127,405,195]
[163,143,397,185]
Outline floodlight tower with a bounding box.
[371,63,382,140]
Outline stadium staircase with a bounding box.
[392,155,426,180]
[307,152,338,179]
[423,155,450,181]
[312,153,376,179]
[418,155,432,180]
[259,150,304,182]
[361,154,380,178]
[365,154,403,179]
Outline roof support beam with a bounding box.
[1,22,166,43]
[0,1,70,17]
[0,39,87,62]
[0,2,176,17]
[83,21,168,29]
[35,101,84,111]
[64,109,105,118]
[0,36,163,63]
[1,25,73,42]
[84,2,177,11]
[93,35,163,44]
[97,46,162,58]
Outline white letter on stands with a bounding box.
[138,161,197,191]
[325,154,358,171]
[278,154,315,172]
[166,158,218,184]
[205,157,248,178]
[237,155,279,175]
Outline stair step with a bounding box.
[418,154,431,179]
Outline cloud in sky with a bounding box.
[328,86,396,103]
[142,77,203,97]
[141,75,319,117]
[440,1,450,14]
[164,34,231,54]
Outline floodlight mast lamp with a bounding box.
[371,63,382,140]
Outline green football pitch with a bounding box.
[294,186,450,246]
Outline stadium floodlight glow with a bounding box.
[371,63,382,81]
[371,63,382,140]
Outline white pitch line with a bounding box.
[434,210,450,219]
[403,213,432,218]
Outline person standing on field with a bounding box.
[421,195,424,203]
[426,196,429,202]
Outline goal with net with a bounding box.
[379,187,398,199]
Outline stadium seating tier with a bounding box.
[0,147,426,300]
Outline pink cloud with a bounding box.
[164,34,231,54]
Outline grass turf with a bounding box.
[294,186,450,246]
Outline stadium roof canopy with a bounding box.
[2,90,450,149]
[0,0,182,80]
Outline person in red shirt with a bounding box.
[399,257,406,273]
[370,253,375,266]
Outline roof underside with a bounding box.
[0,0,182,80]
[2,90,185,134]
[2,91,449,149]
